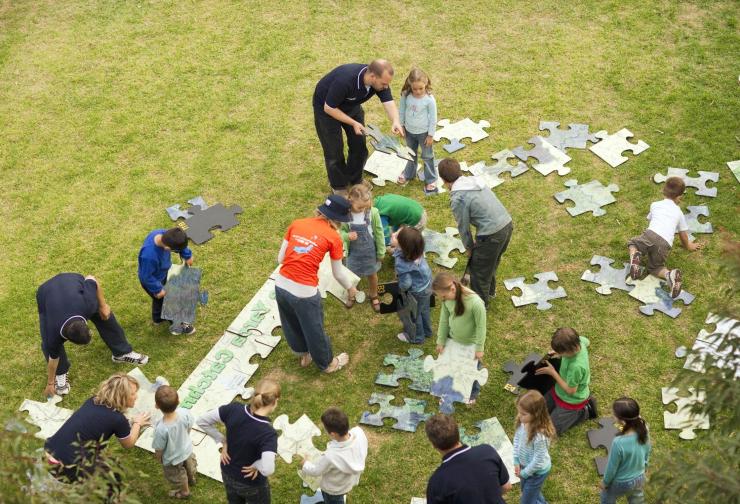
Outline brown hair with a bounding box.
[397,226,425,261]
[162,227,189,251]
[438,158,462,183]
[432,272,469,316]
[662,176,686,199]
[321,407,349,437]
[401,68,432,96]
[348,181,373,211]
[155,385,179,414]
[368,59,394,77]
[425,414,459,451]
[613,397,649,445]
[515,390,556,443]
[249,379,281,411]
[551,327,580,354]
[94,373,139,413]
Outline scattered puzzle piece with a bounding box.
[653,167,719,198]
[459,417,519,484]
[727,160,740,183]
[18,396,73,440]
[433,118,491,152]
[166,196,209,221]
[359,393,431,432]
[161,264,204,334]
[502,353,543,394]
[512,136,571,176]
[625,275,695,318]
[363,150,409,186]
[467,150,529,189]
[581,255,634,295]
[683,313,740,379]
[365,124,414,161]
[587,417,620,476]
[554,179,619,217]
[538,121,600,151]
[684,205,713,242]
[189,429,224,482]
[423,340,489,413]
[273,414,324,490]
[504,272,567,310]
[318,255,366,304]
[662,387,709,440]
[375,349,433,393]
[589,129,649,167]
[443,138,465,153]
[176,203,243,244]
[300,490,325,504]
[422,227,466,268]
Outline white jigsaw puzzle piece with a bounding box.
[422,227,466,268]
[364,150,409,186]
[273,413,324,490]
[318,254,366,305]
[433,118,491,143]
[18,396,74,440]
[662,387,709,440]
[590,128,649,167]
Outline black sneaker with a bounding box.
[112,351,150,365]
[586,396,599,419]
[629,251,642,280]
[667,269,682,298]
[171,323,196,336]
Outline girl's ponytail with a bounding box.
[613,397,648,445]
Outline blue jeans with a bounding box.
[520,471,549,504]
[402,131,436,184]
[600,475,646,504]
[275,287,334,370]
[410,291,432,343]
[222,471,270,504]
[320,491,345,504]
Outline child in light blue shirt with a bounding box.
[397,68,438,193]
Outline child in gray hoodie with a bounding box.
[301,407,368,504]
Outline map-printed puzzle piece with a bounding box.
[443,138,465,153]
[433,118,491,151]
[176,203,243,244]
[502,353,543,394]
[662,387,709,440]
[504,272,567,310]
[375,348,433,393]
[273,413,324,490]
[684,313,740,379]
[300,490,325,504]
[581,255,634,295]
[728,160,740,183]
[653,167,719,198]
[359,393,431,432]
[318,254,366,305]
[538,121,600,151]
[363,150,409,186]
[423,340,489,413]
[587,417,620,476]
[18,396,73,440]
[467,149,529,189]
[553,179,619,217]
[512,136,571,176]
[589,129,649,167]
[684,205,713,242]
[625,275,695,318]
[126,367,169,452]
[422,227,466,268]
[161,264,204,333]
[365,124,414,161]
[459,417,519,484]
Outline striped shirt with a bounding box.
[513,424,552,478]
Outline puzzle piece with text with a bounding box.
[318,254,366,304]
[502,353,543,394]
[653,167,719,198]
[662,387,709,440]
[683,313,739,379]
[422,227,466,268]
[375,349,433,393]
[433,118,491,152]
[176,203,243,244]
[625,275,695,318]
[273,414,324,490]
[684,205,713,242]
[365,124,414,161]
[226,276,282,338]
[587,417,620,476]
[504,272,567,310]
[360,393,432,432]
[538,121,600,151]
[363,150,409,186]
[581,255,634,295]
[512,136,571,176]
[459,417,519,484]
[18,396,73,440]
[589,129,649,167]
[554,179,619,217]
[423,340,489,413]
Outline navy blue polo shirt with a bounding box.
[219,403,278,484]
[45,397,131,468]
[313,63,393,114]
[426,444,510,504]
[36,273,99,359]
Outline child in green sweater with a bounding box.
[432,272,486,405]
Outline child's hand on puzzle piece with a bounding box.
[436,345,445,355]
[534,360,557,377]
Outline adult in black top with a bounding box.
[425,414,512,504]
[37,273,149,398]
[313,59,403,192]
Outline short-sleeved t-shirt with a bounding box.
[647,199,688,247]
[152,408,194,466]
[36,273,99,359]
[45,397,131,467]
[313,63,393,114]
[554,336,591,403]
[373,194,424,227]
[218,403,278,484]
[279,217,344,287]
[426,444,510,504]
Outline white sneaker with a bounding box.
[55,374,70,395]
[396,332,410,343]
[112,351,149,365]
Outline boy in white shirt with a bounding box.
[301,407,368,504]
[628,176,702,298]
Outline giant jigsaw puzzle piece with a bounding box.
[18,396,73,440]
[423,340,489,413]
[176,203,243,244]
[553,179,619,217]
[273,414,324,490]
[375,349,433,393]
[538,121,600,151]
[581,255,634,295]
[318,254,366,305]
[512,136,571,176]
[459,417,519,484]
[684,206,713,242]
[590,129,649,167]
[662,387,709,440]
[359,393,431,432]
[683,313,739,379]
[300,490,326,504]
[226,276,282,338]
[161,264,204,333]
[587,417,620,476]
[422,227,466,268]
[653,167,719,198]
[363,150,409,186]
[502,353,543,394]
[625,275,695,318]
[365,124,414,161]
[433,118,490,152]
[126,367,169,452]
[727,160,740,183]
[467,149,528,189]
[504,272,567,310]
[166,196,209,221]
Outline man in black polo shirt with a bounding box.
[37,273,149,398]
[313,59,403,193]
[425,414,512,504]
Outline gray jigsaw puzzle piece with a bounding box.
[458,417,519,484]
[684,205,713,241]
[554,179,619,217]
[161,264,203,332]
[422,227,466,268]
[728,160,740,183]
[443,138,465,153]
[653,167,719,198]
[504,271,567,310]
[188,196,208,210]
[512,136,571,176]
[587,417,620,476]
[166,204,191,221]
[363,150,408,186]
[590,129,649,167]
[365,123,415,161]
[375,349,433,393]
[177,203,243,244]
[581,255,634,295]
[466,150,528,189]
[639,287,695,318]
[538,121,600,151]
[300,490,325,504]
[359,393,431,432]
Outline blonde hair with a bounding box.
[347,181,373,211]
[313,209,341,229]
[515,390,556,443]
[250,379,281,411]
[94,373,139,413]
[401,68,432,96]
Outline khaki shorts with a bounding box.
[628,229,671,276]
[163,453,197,488]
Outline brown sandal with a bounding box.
[370,296,381,313]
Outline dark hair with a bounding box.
[321,407,349,436]
[432,272,466,316]
[397,226,425,261]
[155,385,179,413]
[663,176,686,199]
[438,158,462,183]
[551,327,580,353]
[368,59,394,77]
[161,228,189,251]
[63,318,91,345]
[613,397,649,445]
[425,414,459,451]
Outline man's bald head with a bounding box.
[368,59,394,77]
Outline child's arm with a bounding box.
[372,208,386,260]
[138,257,165,297]
[151,426,167,463]
[472,299,486,356]
[196,409,224,444]
[678,231,703,251]
[601,441,622,486]
[154,449,163,463]
[338,223,351,255]
[301,453,332,477]
[399,94,406,130]
[519,434,550,479]
[179,245,193,266]
[398,270,412,292]
[535,361,579,395]
[426,95,437,140]
[450,198,474,251]
[436,302,451,350]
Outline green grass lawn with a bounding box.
[1,1,738,502]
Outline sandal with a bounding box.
[425,183,437,193]
[168,490,190,500]
[324,353,349,374]
[300,353,313,368]
[370,296,381,313]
